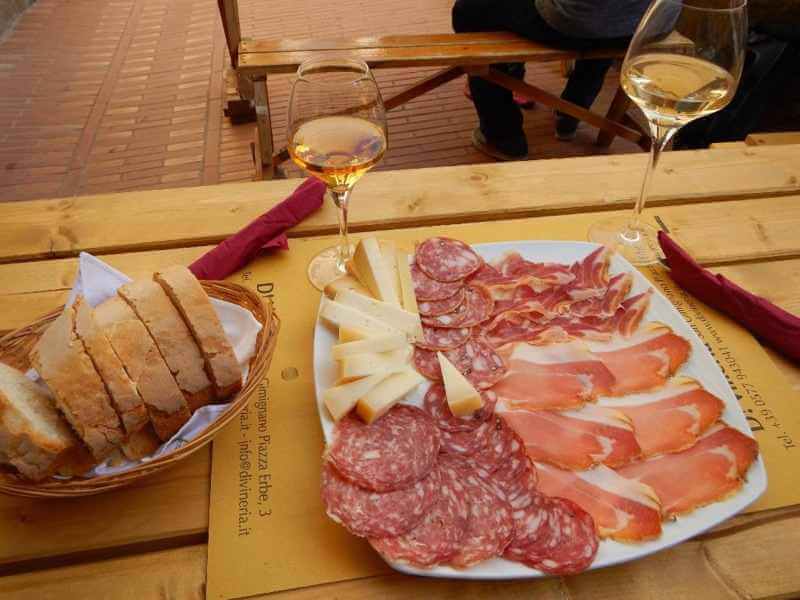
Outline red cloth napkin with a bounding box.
[190,177,326,280]
[658,231,800,363]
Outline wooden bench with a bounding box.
[217,2,648,179]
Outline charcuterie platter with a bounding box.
[313,237,766,579]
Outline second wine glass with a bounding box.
[288,58,388,289]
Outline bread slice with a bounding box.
[73,295,149,435]
[118,279,214,411]
[0,362,79,481]
[29,309,125,460]
[121,424,162,460]
[154,266,242,400]
[94,297,191,441]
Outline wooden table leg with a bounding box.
[252,76,275,180]
[596,84,632,148]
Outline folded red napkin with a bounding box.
[190,177,326,280]
[658,231,800,363]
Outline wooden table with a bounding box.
[1,143,800,598]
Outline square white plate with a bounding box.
[313,240,766,579]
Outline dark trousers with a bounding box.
[452,0,628,146]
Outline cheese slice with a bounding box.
[379,240,401,305]
[356,368,424,424]
[320,297,400,336]
[324,274,373,300]
[332,333,407,360]
[351,237,400,306]
[322,372,389,421]
[335,289,423,342]
[338,326,380,342]
[395,249,419,315]
[339,347,411,382]
[437,352,483,417]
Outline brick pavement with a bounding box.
[0,0,638,202]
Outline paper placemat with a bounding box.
[206,214,800,600]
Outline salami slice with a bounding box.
[321,462,440,538]
[411,263,463,302]
[503,493,554,563]
[416,325,471,352]
[413,347,442,381]
[418,288,465,316]
[440,418,494,455]
[449,466,515,568]
[421,285,493,329]
[371,459,469,567]
[530,497,599,575]
[444,339,507,389]
[416,237,483,282]
[423,383,495,433]
[326,406,440,492]
[464,417,515,473]
[491,433,539,509]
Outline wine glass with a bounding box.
[287,58,388,290]
[588,0,747,265]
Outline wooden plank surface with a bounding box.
[1,146,799,265]
[746,131,800,146]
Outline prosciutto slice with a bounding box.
[610,290,652,337]
[587,323,691,395]
[535,462,662,541]
[602,377,725,457]
[567,246,611,299]
[493,342,616,411]
[570,273,633,317]
[499,404,641,470]
[616,423,758,517]
[496,252,576,287]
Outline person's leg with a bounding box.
[555,57,614,139]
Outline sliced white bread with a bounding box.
[154,266,242,399]
[94,297,191,441]
[121,424,162,460]
[29,309,125,460]
[0,362,79,481]
[73,295,149,435]
[118,279,214,411]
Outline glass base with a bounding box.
[307,245,354,291]
[587,218,662,266]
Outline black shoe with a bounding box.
[555,112,578,141]
[471,128,528,161]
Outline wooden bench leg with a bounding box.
[252,76,275,180]
[596,84,632,148]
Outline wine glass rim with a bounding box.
[660,0,746,11]
[296,57,372,84]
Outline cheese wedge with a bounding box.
[339,347,411,382]
[356,368,424,424]
[396,249,419,315]
[338,326,379,342]
[351,237,400,306]
[323,372,389,421]
[320,297,400,336]
[324,274,373,300]
[332,333,407,360]
[379,240,401,305]
[437,352,483,417]
[335,289,423,342]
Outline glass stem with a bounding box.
[626,122,677,238]
[330,187,352,272]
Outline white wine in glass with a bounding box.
[589,0,747,265]
[288,59,388,290]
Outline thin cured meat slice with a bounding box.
[602,377,724,457]
[464,417,515,473]
[496,252,576,287]
[371,458,470,567]
[617,423,758,517]
[418,288,466,317]
[440,418,494,455]
[413,346,442,381]
[535,462,662,542]
[489,432,538,505]
[422,285,493,329]
[530,497,599,575]
[411,263,463,302]
[416,237,483,282]
[498,404,642,470]
[587,322,691,396]
[327,406,440,492]
[610,290,652,337]
[468,262,515,286]
[444,338,507,389]
[321,462,440,538]
[423,383,495,433]
[416,325,471,352]
[568,246,611,297]
[570,272,633,318]
[493,341,615,411]
[449,466,515,569]
[503,492,553,562]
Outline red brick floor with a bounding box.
[0,0,639,202]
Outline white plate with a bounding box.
[313,240,767,579]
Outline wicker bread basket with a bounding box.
[0,281,278,498]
